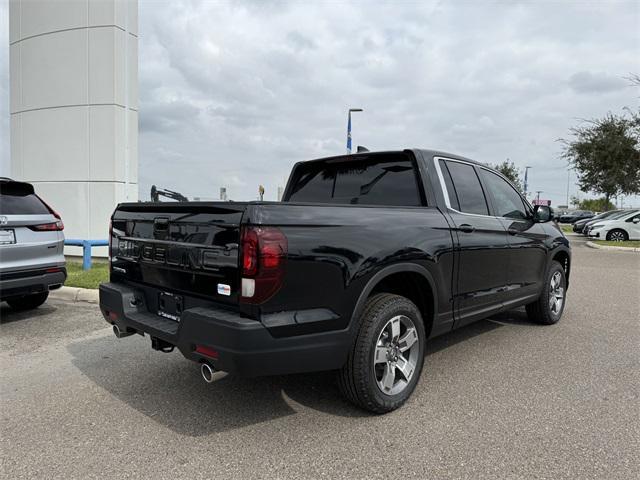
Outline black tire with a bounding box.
[526,261,566,325]
[7,292,49,311]
[338,293,426,414]
[606,229,628,242]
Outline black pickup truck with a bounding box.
[100,149,570,413]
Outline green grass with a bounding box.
[65,261,109,289]
[593,240,640,248]
[560,224,574,233]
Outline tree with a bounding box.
[570,196,616,212]
[560,113,640,210]
[489,159,523,192]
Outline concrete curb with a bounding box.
[585,241,640,252]
[50,286,99,304]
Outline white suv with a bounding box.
[588,209,640,241]
[0,178,66,310]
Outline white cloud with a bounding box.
[133,0,639,205]
[1,1,639,207]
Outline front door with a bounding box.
[438,159,511,327]
[477,167,547,307]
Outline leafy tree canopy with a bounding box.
[570,196,616,212]
[561,112,640,209]
[489,159,523,192]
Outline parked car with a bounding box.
[588,210,640,241]
[559,210,594,224]
[99,149,571,413]
[573,210,621,233]
[582,209,634,236]
[0,178,66,310]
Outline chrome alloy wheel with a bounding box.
[374,315,420,396]
[608,230,626,242]
[549,271,565,316]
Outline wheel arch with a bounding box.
[551,247,571,286]
[350,263,438,338]
[606,228,629,241]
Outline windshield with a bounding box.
[593,210,620,219]
[610,210,638,220]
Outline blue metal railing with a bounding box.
[64,239,109,270]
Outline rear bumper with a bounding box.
[99,282,352,377]
[0,267,66,300]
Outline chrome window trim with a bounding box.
[434,156,534,221]
[433,156,498,219]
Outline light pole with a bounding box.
[566,167,571,207]
[523,166,532,199]
[536,190,543,204]
[347,108,363,154]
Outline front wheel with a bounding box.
[606,229,628,242]
[338,293,425,413]
[526,261,566,325]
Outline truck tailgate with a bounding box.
[110,202,247,304]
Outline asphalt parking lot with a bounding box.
[1,237,638,479]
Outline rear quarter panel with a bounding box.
[245,203,455,333]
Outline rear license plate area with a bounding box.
[158,291,183,322]
[0,229,16,245]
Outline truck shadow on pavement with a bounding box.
[67,314,520,436]
[0,302,58,324]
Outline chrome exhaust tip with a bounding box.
[112,324,134,339]
[201,363,216,383]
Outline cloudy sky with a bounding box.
[1,0,639,206]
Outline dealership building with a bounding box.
[9,0,139,255]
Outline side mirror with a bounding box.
[633,217,640,224]
[533,205,553,223]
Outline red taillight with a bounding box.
[195,345,219,359]
[35,194,64,230]
[29,221,64,231]
[240,226,287,304]
[45,267,61,273]
[241,227,259,276]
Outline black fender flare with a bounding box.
[348,262,438,336]
[548,244,571,285]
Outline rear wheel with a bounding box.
[6,292,49,311]
[606,229,628,242]
[526,261,566,325]
[338,293,425,413]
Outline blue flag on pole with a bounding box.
[346,114,352,154]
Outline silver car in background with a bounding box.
[0,178,66,310]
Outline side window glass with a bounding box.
[444,161,489,215]
[439,160,460,211]
[479,169,528,219]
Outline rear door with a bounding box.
[0,181,64,273]
[476,167,547,307]
[437,159,510,326]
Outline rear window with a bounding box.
[286,155,424,206]
[0,182,50,215]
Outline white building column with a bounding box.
[9,0,139,255]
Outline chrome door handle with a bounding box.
[458,224,475,233]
